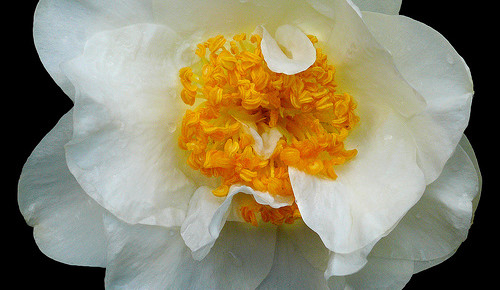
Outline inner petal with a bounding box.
[260,25,317,75]
[177,27,359,226]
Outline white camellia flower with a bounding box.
[19,0,481,289]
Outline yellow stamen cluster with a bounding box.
[238,195,301,227]
[178,32,359,226]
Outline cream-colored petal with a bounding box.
[261,25,316,75]
[34,0,155,100]
[63,24,197,228]
[18,111,107,267]
[104,215,276,289]
[362,12,474,184]
[290,105,426,254]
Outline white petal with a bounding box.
[261,25,316,75]
[252,189,295,208]
[412,250,455,274]
[257,226,329,289]
[153,0,335,40]
[289,105,426,254]
[63,24,196,228]
[349,0,402,14]
[180,186,229,260]
[323,0,426,118]
[34,0,155,100]
[459,135,482,213]
[339,257,414,289]
[237,119,283,160]
[181,185,291,260]
[325,241,377,277]
[18,110,107,267]
[362,12,474,184]
[104,215,276,289]
[370,137,480,263]
[279,220,330,271]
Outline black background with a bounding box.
[8,1,494,289]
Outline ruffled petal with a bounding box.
[63,24,197,228]
[290,105,426,254]
[325,241,377,277]
[18,110,107,267]
[322,0,426,118]
[181,185,289,260]
[370,135,480,264]
[257,226,329,289]
[362,12,474,183]
[104,215,276,289]
[34,0,155,100]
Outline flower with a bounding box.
[19,0,481,289]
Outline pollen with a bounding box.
[178,31,359,226]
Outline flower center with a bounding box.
[178,30,359,226]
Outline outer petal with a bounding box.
[290,105,426,254]
[325,240,377,277]
[362,12,474,183]
[279,220,330,271]
[18,110,107,267]
[349,0,402,14]
[104,215,276,289]
[332,257,414,289]
[63,24,197,228]
[370,136,481,265]
[34,0,155,100]
[257,226,329,289]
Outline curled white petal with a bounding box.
[237,119,283,160]
[252,189,294,208]
[181,185,291,260]
[261,25,316,75]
